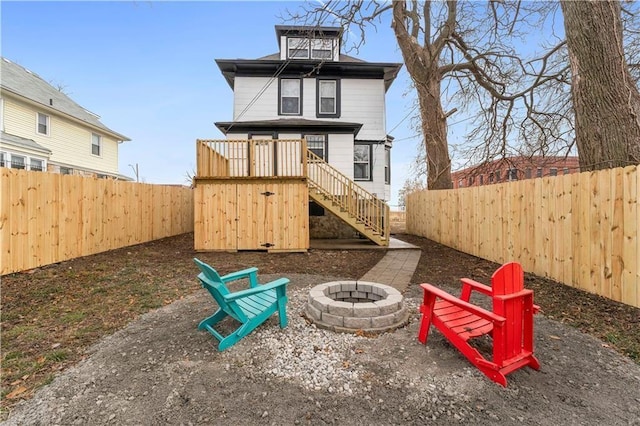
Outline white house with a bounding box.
[0,57,130,179]
[214,25,402,202]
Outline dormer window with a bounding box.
[286,37,335,60]
[311,39,333,59]
[288,38,309,59]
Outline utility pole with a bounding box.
[129,163,139,182]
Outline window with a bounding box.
[0,152,5,168]
[311,39,333,59]
[550,168,558,176]
[30,158,43,172]
[495,170,501,181]
[479,175,484,185]
[508,168,518,181]
[489,173,494,183]
[11,155,25,169]
[92,133,101,156]
[37,112,50,135]
[525,168,532,179]
[306,134,327,160]
[384,148,391,185]
[458,179,464,188]
[60,166,73,175]
[317,79,339,117]
[354,144,371,181]
[468,176,475,186]
[287,37,309,59]
[280,78,302,115]
[563,168,570,175]
[536,168,542,178]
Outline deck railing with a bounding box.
[307,150,389,238]
[196,139,307,178]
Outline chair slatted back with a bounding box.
[491,262,534,363]
[194,259,247,322]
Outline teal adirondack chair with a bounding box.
[193,258,289,351]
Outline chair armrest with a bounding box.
[421,283,506,324]
[495,290,541,314]
[221,267,259,287]
[223,278,289,302]
[460,278,492,296]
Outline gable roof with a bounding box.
[0,58,130,141]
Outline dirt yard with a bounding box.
[2,232,640,425]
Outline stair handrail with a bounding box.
[306,150,389,238]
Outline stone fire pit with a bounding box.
[305,281,409,334]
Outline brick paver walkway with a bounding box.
[359,245,422,293]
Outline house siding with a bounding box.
[3,96,119,174]
[233,77,387,140]
[233,77,278,120]
[340,79,386,140]
[327,133,354,180]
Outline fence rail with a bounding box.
[407,165,639,308]
[197,139,307,178]
[1,168,194,275]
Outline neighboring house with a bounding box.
[451,156,580,189]
[0,57,130,179]
[214,25,402,201]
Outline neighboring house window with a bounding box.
[489,173,494,183]
[468,176,474,186]
[563,167,570,175]
[525,168,532,179]
[384,148,390,184]
[30,158,43,172]
[306,134,327,160]
[11,155,25,169]
[495,170,501,181]
[60,166,73,175]
[311,39,333,59]
[508,168,518,181]
[0,152,5,167]
[287,37,309,59]
[550,168,558,176]
[92,133,102,156]
[37,112,50,135]
[458,179,464,188]
[279,78,302,115]
[479,175,484,185]
[317,79,340,117]
[536,168,542,178]
[354,144,371,181]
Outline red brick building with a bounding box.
[451,156,580,189]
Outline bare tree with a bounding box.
[284,1,563,190]
[560,0,640,170]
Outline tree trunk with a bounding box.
[391,2,452,190]
[417,77,452,190]
[561,0,640,170]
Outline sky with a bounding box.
[0,0,429,206]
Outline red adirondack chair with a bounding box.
[418,262,540,386]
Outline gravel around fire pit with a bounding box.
[4,273,640,426]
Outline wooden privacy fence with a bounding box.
[407,165,639,308]
[1,168,194,275]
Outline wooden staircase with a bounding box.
[306,150,390,246]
